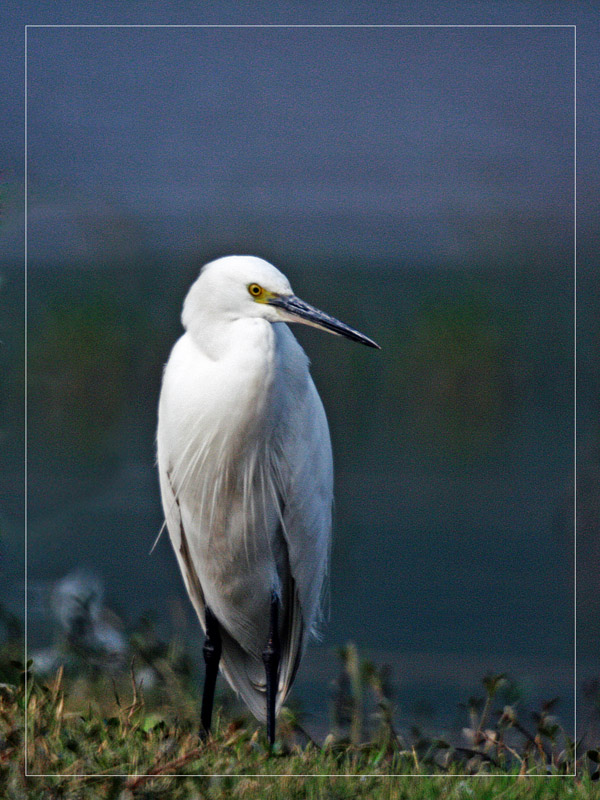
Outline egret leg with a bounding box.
[201,605,222,738]
[262,590,281,747]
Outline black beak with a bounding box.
[267,295,380,349]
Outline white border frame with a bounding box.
[23,23,577,780]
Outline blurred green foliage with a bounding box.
[16,259,572,474]
[399,290,511,453]
[29,292,130,452]
[26,278,165,467]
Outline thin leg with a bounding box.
[201,605,222,738]
[262,590,281,747]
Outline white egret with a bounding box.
[156,255,379,744]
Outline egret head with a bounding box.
[183,255,380,349]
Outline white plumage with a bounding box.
[156,255,378,731]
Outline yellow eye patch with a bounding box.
[249,282,281,304]
[248,283,277,303]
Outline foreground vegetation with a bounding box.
[1,657,599,799]
[0,601,597,798]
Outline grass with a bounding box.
[1,652,599,800]
[1,605,597,798]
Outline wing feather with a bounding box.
[271,328,333,639]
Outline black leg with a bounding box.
[201,605,222,738]
[262,590,281,747]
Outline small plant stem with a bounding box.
[125,746,205,791]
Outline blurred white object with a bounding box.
[51,570,127,666]
[51,570,104,640]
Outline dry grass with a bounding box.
[1,649,599,800]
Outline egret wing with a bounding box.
[277,375,333,638]
[157,459,207,623]
[270,325,334,640]
[158,456,274,721]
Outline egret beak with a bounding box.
[267,295,380,349]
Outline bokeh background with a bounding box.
[2,3,598,739]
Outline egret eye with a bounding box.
[248,283,263,298]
